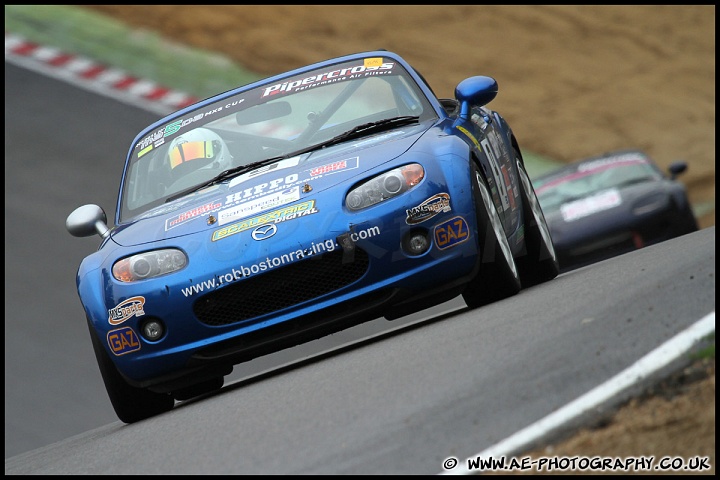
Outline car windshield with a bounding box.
[534,155,662,212]
[119,56,437,222]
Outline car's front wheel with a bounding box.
[462,162,521,309]
[87,319,175,423]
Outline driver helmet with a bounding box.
[167,127,233,177]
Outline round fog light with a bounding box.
[402,229,430,256]
[141,319,165,341]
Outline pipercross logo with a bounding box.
[251,223,278,241]
[261,61,394,98]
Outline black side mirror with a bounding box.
[668,161,688,180]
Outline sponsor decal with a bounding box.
[137,117,193,152]
[480,138,510,213]
[226,173,300,206]
[212,199,318,241]
[536,160,652,195]
[251,223,278,241]
[138,144,154,159]
[310,159,349,176]
[136,187,221,220]
[108,296,146,325]
[470,113,490,131]
[165,200,222,231]
[406,193,451,224]
[226,157,359,207]
[185,225,381,297]
[561,188,622,222]
[456,125,481,150]
[486,128,509,163]
[308,156,359,177]
[219,186,301,225]
[578,153,648,172]
[434,216,470,250]
[228,156,302,189]
[261,61,395,98]
[135,100,247,154]
[500,166,517,211]
[107,326,141,356]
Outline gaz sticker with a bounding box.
[107,326,141,356]
[434,216,469,250]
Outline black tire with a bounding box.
[87,320,175,423]
[514,152,560,287]
[462,162,521,309]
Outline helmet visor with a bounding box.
[169,140,220,170]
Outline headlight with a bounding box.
[346,164,424,211]
[112,248,188,282]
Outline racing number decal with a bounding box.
[434,216,469,250]
[480,138,510,212]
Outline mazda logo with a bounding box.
[251,224,277,241]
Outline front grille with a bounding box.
[194,248,369,326]
[189,288,399,365]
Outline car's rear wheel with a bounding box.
[462,162,521,309]
[514,153,560,286]
[87,320,175,423]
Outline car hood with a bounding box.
[111,125,429,247]
[543,182,672,240]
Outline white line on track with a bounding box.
[440,310,715,475]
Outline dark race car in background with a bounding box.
[533,149,698,272]
[66,50,558,423]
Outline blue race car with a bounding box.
[66,50,559,422]
[532,149,699,272]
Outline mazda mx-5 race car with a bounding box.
[67,50,559,423]
[532,149,699,272]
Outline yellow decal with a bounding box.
[456,126,481,150]
[138,144,153,158]
[364,58,383,68]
